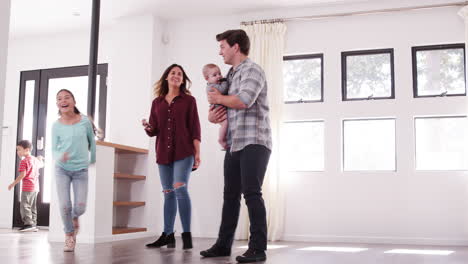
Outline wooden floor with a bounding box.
[1,229,468,264]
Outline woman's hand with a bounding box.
[208,105,227,124]
[193,152,201,170]
[141,118,152,132]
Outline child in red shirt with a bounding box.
[8,140,43,232]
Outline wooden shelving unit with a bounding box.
[112,227,147,235]
[96,141,148,235]
[114,173,146,180]
[97,141,148,154]
[113,201,146,207]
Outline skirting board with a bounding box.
[281,235,468,246]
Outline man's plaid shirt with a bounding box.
[226,58,272,152]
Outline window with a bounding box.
[283,54,323,103]
[341,49,395,101]
[343,118,396,171]
[283,121,324,171]
[415,116,468,170]
[412,44,466,97]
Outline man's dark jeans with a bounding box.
[216,144,271,251]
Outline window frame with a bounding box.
[342,117,397,172]
[283,119,325,172]
[411,43,466,98]
[414,115,468,171]
[283,53,324,104]
[341,48,395,101]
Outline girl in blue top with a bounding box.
[52,89,96,252]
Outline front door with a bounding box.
[13,64,108,227]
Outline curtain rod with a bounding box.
[240,1,467,25]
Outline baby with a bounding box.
[203,63,229,150]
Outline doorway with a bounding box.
[13,64,108,227]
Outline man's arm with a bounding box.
[207,88,247,109]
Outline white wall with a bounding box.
[0,14,158,228]
[282,7,468,245]
[0,0,10,136]
[0,0,11,228]
[164,6,468,245]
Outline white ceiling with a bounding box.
[7,0,459,37]
[8,0,376,37]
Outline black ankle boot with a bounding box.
[145,232,176,248]
[181,232,192,249]
[200,244,231,257]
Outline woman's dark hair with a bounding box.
[153,64,192,97]
[56,89,80,115]
[17,139,32,150]
[216,29,250,56]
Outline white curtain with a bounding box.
[235,22,287,241]
[459,7,468,87]
[458,6,468,236]
[459,7,468,81]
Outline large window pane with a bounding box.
[343,119,396,171]
[283,121,324,171]
[342,49,394,100]
[415,116,468,170]
[283,54,323,103]
[413,44,466,97]
[22,80,35,142]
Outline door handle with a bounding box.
[37,137,44,150]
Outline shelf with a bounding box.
[114,173,146,180]
[113,201,145,207]
[112,227,147,235]
[97,141,149,154]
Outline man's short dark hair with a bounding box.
[216,29,250,56]
[17,140,32,150]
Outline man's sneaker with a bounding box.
[235,248,266,263]
[200,244,231,257]
[19,225,36,232]
[63,235,76,252]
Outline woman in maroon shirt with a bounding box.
[142,64,201,250]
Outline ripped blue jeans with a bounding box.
[55,166,88,234]
[158,155,193,234]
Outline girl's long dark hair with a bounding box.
[153,64,192,97]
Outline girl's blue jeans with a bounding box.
[55,166,88,234]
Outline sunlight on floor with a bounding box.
[297,246,368,252]
[384,249,454,255]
